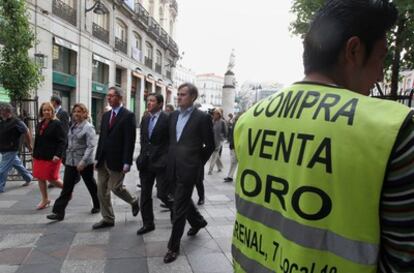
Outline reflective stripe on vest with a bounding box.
[232,83,412,273]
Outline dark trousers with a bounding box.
[53,164,99,217]
[195,168,204,201]
[139,168,170,226]
[167,180,206,252]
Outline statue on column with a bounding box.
[227,49,236,71]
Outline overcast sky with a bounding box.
[175,0,304,86]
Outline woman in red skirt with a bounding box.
[33,102,65,209]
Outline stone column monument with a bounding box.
[222,49,236,117]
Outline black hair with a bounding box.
[147,92,164,104]
[50,95,62,105]
[303,0,398,75]
[178,82,198,101]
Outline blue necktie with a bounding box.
[148,115,156,138]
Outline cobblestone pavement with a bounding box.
[0,139,236,273]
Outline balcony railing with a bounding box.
[145,57,153,69]
[92,23,109,44]
[148,18,160,40]
[168,38,179,57]
[155,64,162,74]
[134,2,149,30]
[160,29,169,49]
[52,0,77,26]
[115,37,127,54]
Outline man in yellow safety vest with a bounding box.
[232,1,414,272]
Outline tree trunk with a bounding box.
[390,18,405,97]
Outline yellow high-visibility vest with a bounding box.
[232,83,412,273]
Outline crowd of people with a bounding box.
[0,84,238,264]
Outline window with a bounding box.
[134,32,142,50]
[159,7,164,27]
[93,12,109,30]
[92,60,109,84]
[115,19,127,41]
[156,50,162,66]
[145,42,153,60]
[52,44,77,75]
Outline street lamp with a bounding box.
[85,0,109,14]
[34,53,48,70]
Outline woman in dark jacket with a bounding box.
[33,102,65,209]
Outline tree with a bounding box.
[290,0,414,96]
[0,0,42,102]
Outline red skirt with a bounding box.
[33,158,62,181]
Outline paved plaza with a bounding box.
[0,141,236,273]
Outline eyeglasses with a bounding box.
[106,94,118,98]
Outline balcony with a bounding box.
[115,37,127,54]
[134,2,149,30]
[155,64,162,74]
[148,18,160,40]
[92,23,109,44]
[168,38,179,57]
[160,29,169,49]
[52,0,77,26]
[145,57,153,69]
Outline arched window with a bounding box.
[115,19,127,42]
[149,0,154,17]
[155,50,162,73]
[115,19,128,53]
[134,32,142,50]
[145,42,153,68]
[159,7,165,28]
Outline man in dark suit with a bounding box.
[163,83,215,263]
[136,93,171,235]
[93,86,140,229]
[50,95,70,135]
[50,95,70,188]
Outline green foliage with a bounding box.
[290,0,414,95]
[0,0,42,102]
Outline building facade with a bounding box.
[26,0,179,129]
[196,73,224,106]
[172,64,196,105]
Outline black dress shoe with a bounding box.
[92,220,114,229]
[187,220,208,236]
[136,225,155,235]
[46,213,64,221]
[197,198,205,205]
[224,177,233,182]
[131,201,140,217]
[163,250,179,263]
[90,207,100,214]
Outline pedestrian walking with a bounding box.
[46,103,99,221]
[49,95,70,189]
[0,103,33,192]
[32,102,65,209]
[208,108,227,175]
[92,86,139,229]
[136,93,171,235]
[223,114,239,182]
[232,1,414,272]
[163,83,215,263]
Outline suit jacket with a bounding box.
[95,107,136,172]
[136,111,169,172]
[166,108,215,184]
[56,108,70,136]
[33,119,66,160]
